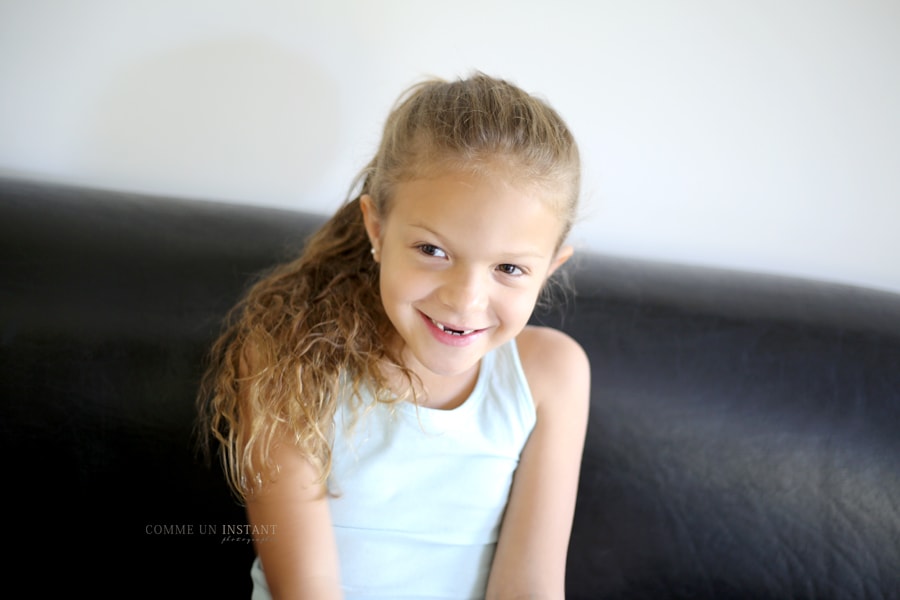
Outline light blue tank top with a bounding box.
[250,339,536,599]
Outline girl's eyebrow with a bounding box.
[408,223,443,238]
[407,223,547,260]
[407,222,452,247]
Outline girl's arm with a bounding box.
[485,326,591,600]
[245,443,344,600]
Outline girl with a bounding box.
[198,72,590,599]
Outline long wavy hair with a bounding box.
[196,72,581,502]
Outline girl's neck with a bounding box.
[415,361,481,410]
[382,356,481,411]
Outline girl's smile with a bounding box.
[420,310,488,346]
[361,168,573,388]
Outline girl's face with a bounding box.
[361,169,572,383]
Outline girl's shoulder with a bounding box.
[515,325,590,411]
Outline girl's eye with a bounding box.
[418,244,447,259]
[497,264,524,276]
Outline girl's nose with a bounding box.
[438,268,488,313]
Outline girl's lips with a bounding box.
[419,312,486,346]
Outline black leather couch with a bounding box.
[2,176,898,599]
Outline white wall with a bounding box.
[2,0,899,293]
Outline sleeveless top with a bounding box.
[250,339,537,600]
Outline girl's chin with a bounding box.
[397,344,483,379]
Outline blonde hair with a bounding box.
[196,72,581,502]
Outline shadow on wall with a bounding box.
[76,36,341,205]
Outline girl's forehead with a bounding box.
[386,170,567,248]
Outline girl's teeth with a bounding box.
[430,318,474,336]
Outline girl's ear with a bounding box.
[547,244,574,278]
[359,194,383,260]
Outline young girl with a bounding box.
[198,72,590,599]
